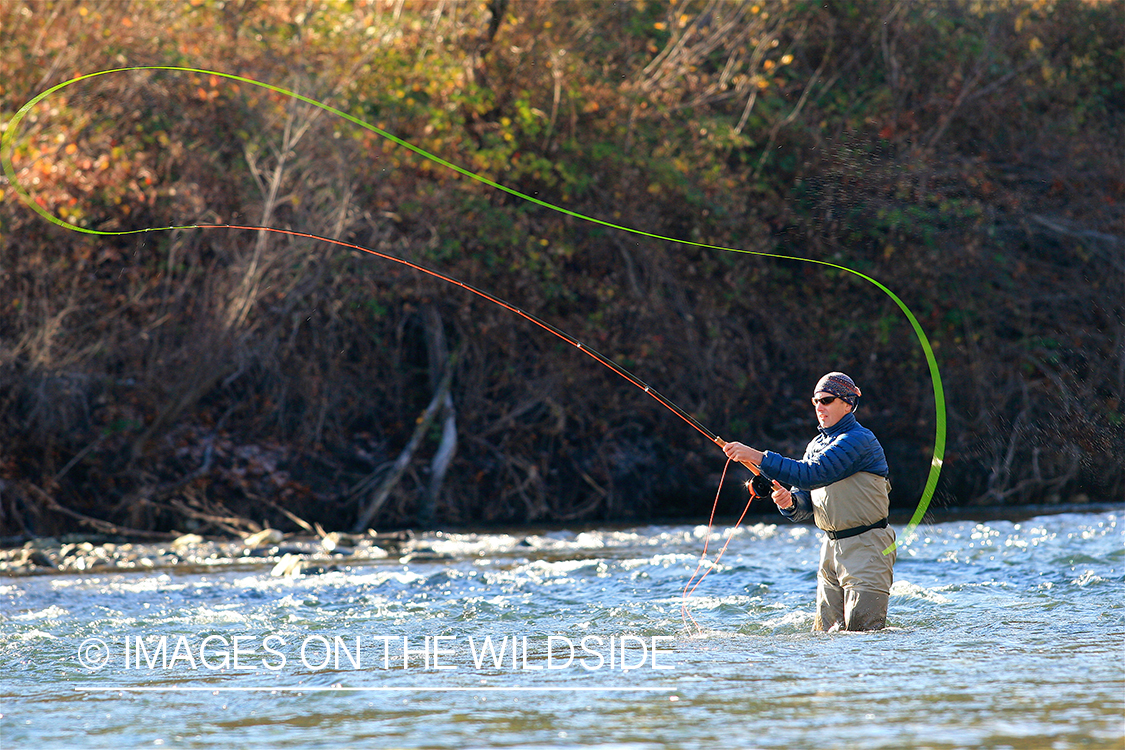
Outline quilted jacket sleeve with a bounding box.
[759,428,884,491]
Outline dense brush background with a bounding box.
[1,0,1121,538]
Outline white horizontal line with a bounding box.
[75,686,675,693]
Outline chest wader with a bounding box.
[810,472,896,632]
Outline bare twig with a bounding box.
[25,482,177,540]
[352,353,457,532]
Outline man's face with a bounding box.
[813,391,852,429]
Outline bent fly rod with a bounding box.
[195,226,763,482]
[196,226,734,453]
[3,66,944,551]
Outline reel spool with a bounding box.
[748,472,774,499]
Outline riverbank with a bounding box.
[1,502,1116,579]
[0,529,416,579]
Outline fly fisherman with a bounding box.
[722,372,895,631]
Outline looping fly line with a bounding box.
[2,66,946,552]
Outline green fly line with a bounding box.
[2,66,945,552]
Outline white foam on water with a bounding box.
[1071,570,1105,586]
[741,522,780,540]
[103,574,185,593]
[526,558,602,575]
[761,608,815,630]
[274,593,307,608]
[170,604,256,626]
[425,532,523,556]
[618,553,695,570]
[10,604,70,621]
[337,569,428,587]
[10,629,59,641]
[891,580,952,604]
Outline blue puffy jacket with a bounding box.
[757,411,888,524]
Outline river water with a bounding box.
[1,509,1121,749]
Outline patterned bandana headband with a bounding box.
[814,372,861,406]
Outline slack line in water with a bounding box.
[2,66,946,552]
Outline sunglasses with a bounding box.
[811,396,839,406]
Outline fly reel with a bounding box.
[748,472,774,499]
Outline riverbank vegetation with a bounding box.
[2,0,1121,539]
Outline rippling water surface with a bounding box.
[2,510,1122,749]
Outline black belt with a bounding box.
[823,518,888,540]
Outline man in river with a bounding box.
[722,372,895,631]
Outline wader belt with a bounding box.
[822,518,888,540]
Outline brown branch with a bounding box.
[352,352,457,532]
[25,483,177,540]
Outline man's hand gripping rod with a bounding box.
[713,437,774,499]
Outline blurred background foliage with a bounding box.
[1,0,1121,537]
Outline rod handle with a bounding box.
[713,436,761,476]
